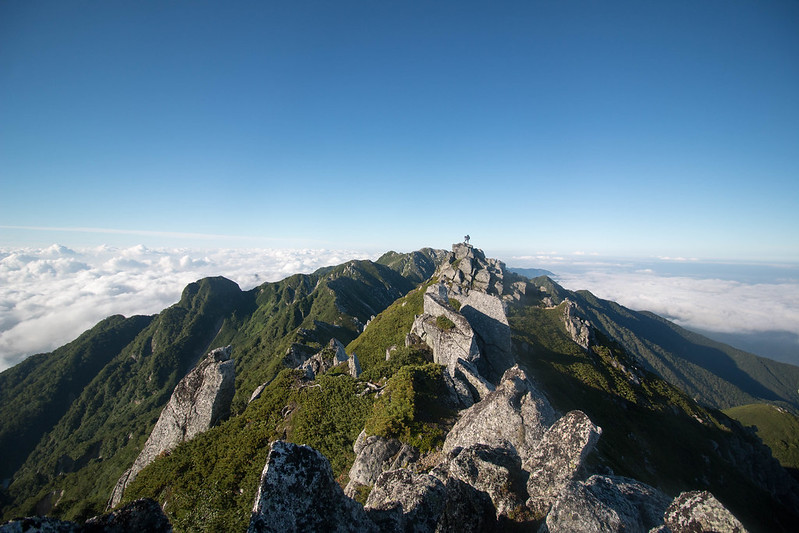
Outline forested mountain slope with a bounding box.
[0,249,445,521]
[564,289,799,411]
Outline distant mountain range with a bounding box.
[509,267,556,279]
[1,245,797,532]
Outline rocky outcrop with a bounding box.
[365,467,503,532]
[456,290,514,381]
[249,382,269,404]
[410,287,481,372]
[0,517,80,533]
[442,366,556,462]
[438,243,511,297]
[248,441,376,533]
[408,244,525,395]
[432,444,530,521]
[563,299,593,350]
[348,353,362,378]
[435,478,498,532]
[524,410,602,517]
[434,243,521,381]
[281,343,317,368]
[364,469,446,532]
[0,499,172,533]
[664,491,747,533]
[298,338,350,380]
[108,346,235,509]
[544,475,671,533]
[344,431,418,499]
[84,498,173,532]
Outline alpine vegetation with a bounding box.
[1,244,798,532]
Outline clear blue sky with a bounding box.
[2,0,798,261]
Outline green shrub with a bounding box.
[360,344,432,383]
[448,298,461,311]
[436,315,456,330]
[354,484,372,505]
[364,363,453,453]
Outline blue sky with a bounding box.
[2,0,798,261]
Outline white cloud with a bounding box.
[556,270,799,338]
[0,245,374,371]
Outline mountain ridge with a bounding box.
[1,244,797,531]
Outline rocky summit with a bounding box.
[2,243,797,532]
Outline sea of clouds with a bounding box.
[0,244,374,371]
[2,245,798,372]
[554,269,799,337]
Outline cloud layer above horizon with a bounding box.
[0,245,373,371]
[554,269,799,340]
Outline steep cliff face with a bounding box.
[108,346,235,508]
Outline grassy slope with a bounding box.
[565,288,799,412]
[123,370,374,532]
[724,403,799,474]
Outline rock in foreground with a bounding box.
[0,498,172,533]
[442,365,556,462]
[664,490,748,533]
[248,441,376,533]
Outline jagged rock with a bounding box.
[545,475,671,533]
[439,359,494,409]
[433,444,530,521]
[438,243,526,301]
[298,338,349,380]
[0,517,80,533]
[436,478,498,532]
[1,499,172,533]
[455,290,514,382]
[329,338,349,363]
[440,244,497,294]
[412,247,518,383]
[435,243,525,381]
[385,345,398,360]
[84,498,172,532]
[282,343,316,368]
[248,441,376,533]
[388,444,419,472]
[663,491,747,533]
[404,332,422,348]
[365,469,446,533]
[453,358,495,401]
[442,365,556,463]
[348,353,362,378]
[411,288,481,373]
[524,410,602,517]
[345,432,412,498]
[249,382,269,404]
[563,299,593,350]
[108,346,235,508]
[442,370,474,408]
